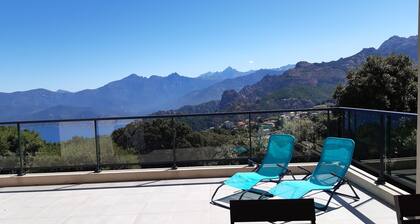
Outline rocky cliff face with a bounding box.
[162,35,418,114]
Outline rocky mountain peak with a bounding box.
[295,61,312,68]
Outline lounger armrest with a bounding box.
[297,166,312,174]
[277,164,296,180]
[330,172,354,185]
[297,166,312,180]
[330,172,346,181]
[276,163,292,173]
[276,163,287,169]
[329,172,357,191]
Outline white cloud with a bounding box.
[248,60,254,64]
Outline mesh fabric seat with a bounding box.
[224,134,295,190]
[266,137,358,210]
[211,134,295,208]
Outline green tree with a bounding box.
[111,118,243,157]
[334,55,417,112]
[112,119,178,154]
[0,126,18,156]
[21,130,45,156]
[389,117,416,158]
[0,126,45,157]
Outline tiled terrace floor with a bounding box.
[0,176,397,224]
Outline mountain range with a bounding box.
[176,65,294,107]
[157,35,418,114]
[197,66,253,81]
[0,35,416,121]
[0,64,290,121]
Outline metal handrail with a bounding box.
[0,107,336,125]
[0,106,415,125]
[337,107,417,116]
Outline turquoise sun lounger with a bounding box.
[211,134,295,208]
[264,137,359,211]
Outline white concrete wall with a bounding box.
[0,163,317,187]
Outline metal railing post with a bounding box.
[17,123,25,176]
[248,112,253,166]
[94,120,101,173]
[171,117,178,170]
[375,114,386,185]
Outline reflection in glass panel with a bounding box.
[21,121,96,172]
[251,111,327,163]
[349,111,381,173]
[175,114,249,166]
[0,124,19,173]
[386,114,416,189]
[98,119,138,168]
[100,118,174,168]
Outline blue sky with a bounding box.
[0,0,417,92]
